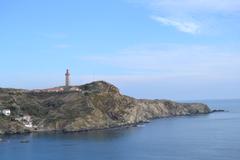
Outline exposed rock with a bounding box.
[0,81,211,135]
[211,109,225,113]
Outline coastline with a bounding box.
[0,81,211,136]
[0,111,213,136]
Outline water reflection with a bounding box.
[1,126,139,143]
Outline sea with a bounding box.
[0,99,240,160]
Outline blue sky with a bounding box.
[0,0,240,100]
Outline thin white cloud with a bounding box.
[40,32,68,39]
[151,16,200,34]
[129,0,240,34]
[135,0,240,14]
[54,44,72,49]
[81,43,240,81]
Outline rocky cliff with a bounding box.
[0,81,210,135]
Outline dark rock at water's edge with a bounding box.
[211,109,226,113]
[20,140,30,143]
[0,81,211,135]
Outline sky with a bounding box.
[0,0,240,100]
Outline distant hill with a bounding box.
[0,81,210,135]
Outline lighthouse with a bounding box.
[65,69,70,87]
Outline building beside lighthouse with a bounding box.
[34,69,80,93]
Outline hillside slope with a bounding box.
[0,81,210,135]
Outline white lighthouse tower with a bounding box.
[65,69,70,87]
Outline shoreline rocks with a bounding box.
[211,109,225,113]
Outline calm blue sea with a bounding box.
[0,99,240,160]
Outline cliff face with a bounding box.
[0,81,210,135]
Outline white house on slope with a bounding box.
[0,109,11,116]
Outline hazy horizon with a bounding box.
[1,0,240,100]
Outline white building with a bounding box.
[15,115,33,128]
[69,87,81,92]
[47,87,64,93]
[2,109,11,116]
